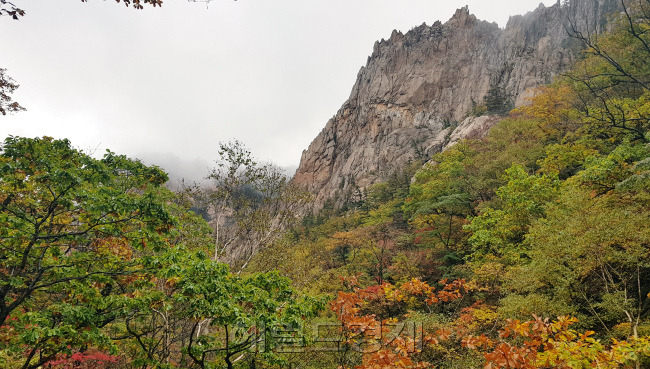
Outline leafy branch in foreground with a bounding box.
[0,0,162,19]
[0,0,24,19]
[0,136,173,368]
[0,68,25,115]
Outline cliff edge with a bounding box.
[292,0,619,210]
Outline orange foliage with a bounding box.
[462,315,650,368]
[332,278,468,369]
[333,279,649,369]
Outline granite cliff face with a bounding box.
[293,0,619,210]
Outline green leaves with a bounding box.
[119,247,322,368]
[199,140,309,267]
[504,181,650,331]
[577,143,650,195]
[404,144,478,252]
[466,165,559,262]
[0,136,176,368]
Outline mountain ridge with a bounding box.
[292,0,620,211]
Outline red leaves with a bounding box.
[357,284,385,301]
[44,350,120,369]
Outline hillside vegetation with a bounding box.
[1,1,650,368]
[248,2,650,367]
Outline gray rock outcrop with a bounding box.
[292,0,620,210]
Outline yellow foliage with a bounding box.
[512,84,580,139]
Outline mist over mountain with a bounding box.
[135,152,299,189]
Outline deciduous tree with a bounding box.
[0,136,174,368]
[566,0,650,143]
[196,140,309,271]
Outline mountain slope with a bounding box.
[292,0,619,210]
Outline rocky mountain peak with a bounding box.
[292,0,620,212]
[449,5,475,26]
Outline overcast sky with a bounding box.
[1,0,556,184]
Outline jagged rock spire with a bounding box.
[292,0,621,211]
